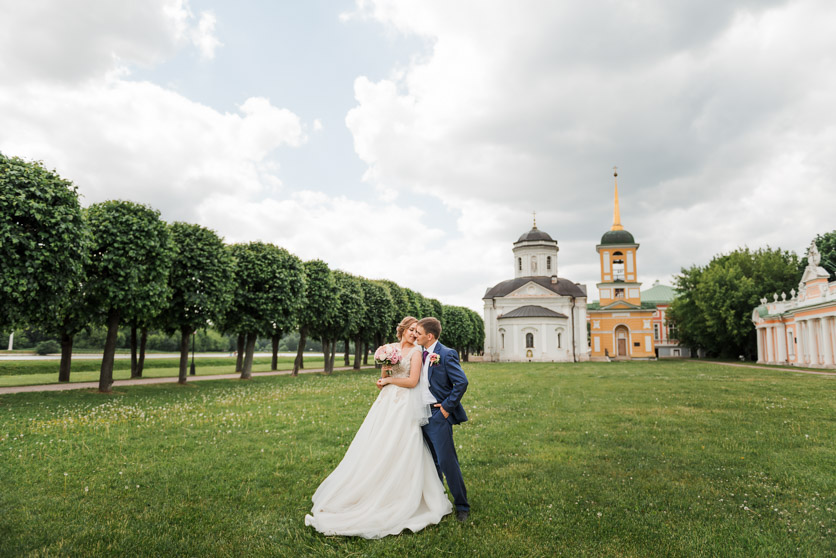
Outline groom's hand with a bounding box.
[434,403,449,419]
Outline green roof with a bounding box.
[600,229,635,245]
[641,284,678,304]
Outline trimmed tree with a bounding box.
[0,154,87,355]
[326,271,365,373]
[441,305,474,357]
[293,260,337,376]
[85,201,173,392]
[356,278,393,368]
[226,242,306,379]
[159,223,234,384]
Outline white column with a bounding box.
[512,324,519,358]
[812,320,822,365]
[757,328,765,363]
[765,325,775,364]
[821,318,833,367]
[796,322,806,364]
[541,325,548,356]
[777,322,788,363]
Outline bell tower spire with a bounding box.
[612,166,624,231]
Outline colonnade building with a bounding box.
[752,243,836,369]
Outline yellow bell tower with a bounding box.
[588,169,656,360]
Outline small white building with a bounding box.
[483,222,589,362]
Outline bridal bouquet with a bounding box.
[374,344,402,370]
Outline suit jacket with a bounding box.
[428,341,469,425]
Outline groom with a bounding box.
[415,317,470,522]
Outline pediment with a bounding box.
[505,281,561,298]
[597,300,639,310]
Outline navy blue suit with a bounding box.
[422,341,469,512]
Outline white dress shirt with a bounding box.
[420,340,438,404]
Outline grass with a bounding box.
[0,360,833,557]
[0,356,328,387]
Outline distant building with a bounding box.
[752,242,836,369]
[641,282,693,358]
[482,219,589,362]
[587,170,655,360]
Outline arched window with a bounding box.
[531,256,537,273]
[612,251,625,281]
[525,333,534,348]
[501,333,505,350]
[518,257,522,271]
[557,332,562,348]
[546,256,552,271]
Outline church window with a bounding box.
[614,288,625,298]
[525,333,534,348]
[531,256,537,273]
[612,251,625,281]
[546,256,552,271]
[518,257,522,271]
[557,332,562,348]
[654,323,660,340]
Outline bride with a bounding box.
[304,316,453,538]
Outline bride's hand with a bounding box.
[381,365,392,374]
[376,377,390,389]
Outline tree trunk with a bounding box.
[178,326,190,384]
[363,341,369,365]
[137,328,147,377]
[344,338,350,366]
[293,327,307,376]
[98,308,120,393]
[58,331,73,382]
[271,332,281,371]
[353,334,362,370]
[235,333,245,372]
[330,340,337,374]
[241,332,256,379]
[322,337,330,374]
[130,325,138,377]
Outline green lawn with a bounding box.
[0,356,328,387]
[1,361,833,557]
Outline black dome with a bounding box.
[600,229,635,245]
[516,228,554,243]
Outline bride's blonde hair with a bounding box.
[396,316,418,341]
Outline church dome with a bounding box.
[600,229,635,245]
[516,227,554,243]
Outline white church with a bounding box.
[482,220,590,362]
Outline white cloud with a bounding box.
[347,0,836,296]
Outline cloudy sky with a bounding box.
[2,0,835,312]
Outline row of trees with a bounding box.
[669,235,836,359]
[0,153,484,392]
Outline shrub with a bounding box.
[34,340,61,355]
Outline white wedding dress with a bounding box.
[305,345,452,538]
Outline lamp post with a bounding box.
[190,331,196,375]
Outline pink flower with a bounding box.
[429,353,440,366]
[374,343,402,366]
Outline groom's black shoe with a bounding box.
[456,509,469,522]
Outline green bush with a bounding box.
[34,340,61,355]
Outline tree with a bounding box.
[264,248,306,372]
[466,309,485,358]
[669,247,801,359]
[812,230,836,281]
[356,278,393,368]
[293,260,336,376]
[159,223,234,384]
[376,280,410,342]
[225,242,306,379]
[0,154,87,349]
[85,201,173,392]
[325,271,365,373]
[441,305,474,357]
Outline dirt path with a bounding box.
[0,365,376,395]
[696,360,836,377]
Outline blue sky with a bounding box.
[2,0,835,312]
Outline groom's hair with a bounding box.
[417,317,442,340]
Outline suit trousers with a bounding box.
[422,407,469,511]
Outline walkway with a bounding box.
[698,360,836,377]
[0,365,375,395]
